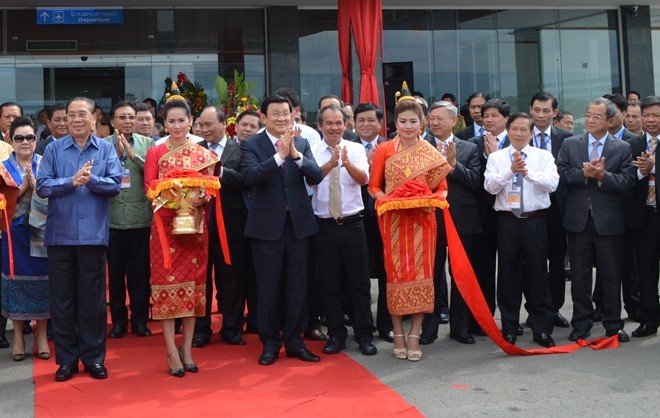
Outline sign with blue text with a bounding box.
[36,8,124,25]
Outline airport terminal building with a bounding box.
[1,1,658,131]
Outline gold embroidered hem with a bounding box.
[151,281,206,320]
[387,280,434,316]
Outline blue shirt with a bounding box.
[36,134,123,246]
[588,133,606,160]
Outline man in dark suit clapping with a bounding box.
[556,97,636,343]
[240,95,324,365]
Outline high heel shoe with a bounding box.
[34,343,51,360]
[168,355,185,378]
[12,337,26,362]
[178,347,199,373]
[406,334,422,362]
[392,334,407,360]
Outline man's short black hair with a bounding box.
[481,99,510,118]
[529,92,558,110]
[354,102,383,121]
[260,94,292,115]
[274,87,302,108]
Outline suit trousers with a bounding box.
[592,231,639,316]
[196,236,246,337]
[48,245,107,366]
[633,207,660,327]
[568,216,624,333]
[496,214,554,335]
[0,240,6,337]
[316,219,375,343]
[546,203,567,311]
[243,238,259,331]
[472,207,497,332]
[363,211,392,333]
[107,227,151,328]
[252,215,309,352]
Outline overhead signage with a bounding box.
[36,8,124,25]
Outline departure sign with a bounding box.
[36,8,124,25]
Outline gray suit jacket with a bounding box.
[556,133,635,236]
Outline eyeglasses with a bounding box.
[584,113,606,121]
[114,115,136,121]
[267,112,291,119]
[67,112,91,120]
[13,134,37,143]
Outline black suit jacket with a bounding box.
[627,134,650,230]
[240,131,323,241]
[468,134,510,218]
[455,125,474,141]
[619,128,638,144]
[36,136,55,156]
[425,135,482,235]
[534,126,572,218]
[200,139,249,240]
[556,133,636,236]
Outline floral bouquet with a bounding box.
[215,70,260,138]
[160,72,208,119]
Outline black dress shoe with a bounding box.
[23,322,33,335]
[286,347,321,362]
[439,313,449,324]
[322,337,346,354]
[419,333,438,345]
[516,324,524,336]
[0,335,8,349]
[606,329,630,342]
[84,363,108,379]
[632,324,658,338]
[132,324,152,337]
[379,330,394,343]
[554,312,570,328]
[221,333,246,345]
[533,332,556,348]
[358,340,378,355]
[592,307,603,322]
[503,334,517,345]
[108,324,127,339]
[568,329,590,341]
[450,333,476,344]
[258,350,279,366]
[191,334,211,348]
[304,327,327,341]
[55,364,79,382]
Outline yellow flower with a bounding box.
[241,97,248,102]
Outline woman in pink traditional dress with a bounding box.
[144,95,219,377]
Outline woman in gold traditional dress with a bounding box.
[368,92,451,361]
[144,92,219,377]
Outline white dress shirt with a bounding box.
[207,136,227,178]
[484,144,559,212]
[311,138,369,218]
[265,130,304,168]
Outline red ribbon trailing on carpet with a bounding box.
[442,209,619,355]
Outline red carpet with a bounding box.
[33,321,421,417]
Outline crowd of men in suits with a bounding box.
[0,88,658,365]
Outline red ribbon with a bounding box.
[443,209,619,354]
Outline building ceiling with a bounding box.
[0,1,654,9]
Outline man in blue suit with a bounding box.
[240,94,324,365]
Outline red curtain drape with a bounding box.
[348,0,382,106]
[337,0,352,103]
[337,0,383,106]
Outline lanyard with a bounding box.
[534,133,549,150]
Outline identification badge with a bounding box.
[507,181,521,209]
[121,169,131,189]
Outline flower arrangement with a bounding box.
[161,72,208,119]
[215,70,260,138]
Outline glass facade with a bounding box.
[0,9,266,116]
[300,8,622,133]
[653,8,660,93]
